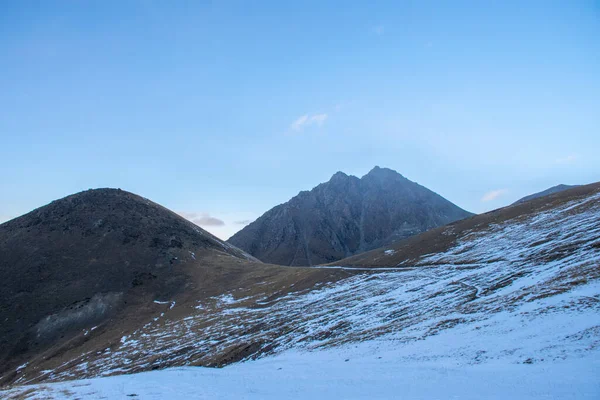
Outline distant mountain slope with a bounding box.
[4,181,598,393]
[335,182,599,268]
[228,166,473,266]
[514,184,578,205]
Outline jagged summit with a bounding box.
[327,167,406,185]
[228,167,473,266]
[330,171,349,180]
[362,166,408,185]
[327,171,357,186]
[363,165,401,177]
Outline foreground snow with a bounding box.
[3,346,599,399]
[5,274,600,399]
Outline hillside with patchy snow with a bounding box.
[2,187,599,399]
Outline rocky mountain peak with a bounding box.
[362,166,406,182]
[228,167,473,266]
[326,171,360,191]
[330,171,349,181]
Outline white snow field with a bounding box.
[2,192,599,399]
[2,348,599,399]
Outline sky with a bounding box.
[1,1,599,240]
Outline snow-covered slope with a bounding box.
[3,189,599,399]
[3,351,599,399]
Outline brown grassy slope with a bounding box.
[0,188,348,385]
[2,251,348,387]
[333,182,600,267]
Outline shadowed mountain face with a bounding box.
[0,189,259,377]
[228,167,473,266]
[513,184,578,205]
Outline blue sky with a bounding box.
[1,1,599,239]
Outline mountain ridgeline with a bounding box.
[513,184,579,205]
[228,167,473,266]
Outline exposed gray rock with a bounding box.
[228,166,473,266]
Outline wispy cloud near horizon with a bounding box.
[481,189,507,202]
[555,154,579,165]
[177,211,225,227]
[290,113,328,132]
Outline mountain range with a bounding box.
[0,180,597,397]
[0,174,599,398]
[228,166,473,266]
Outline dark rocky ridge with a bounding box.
[228,166,473,266]
[0,188,256,375]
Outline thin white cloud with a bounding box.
[555,154,579,165]
[177,211,225,227]
[177,211,258,240]
[290,113,328,132]
[194,215,225,226]
[373,25,385,36]
[481,189,507,202]
[291,115,309,131]
[310,113,327,125]
[178,211,198,220]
